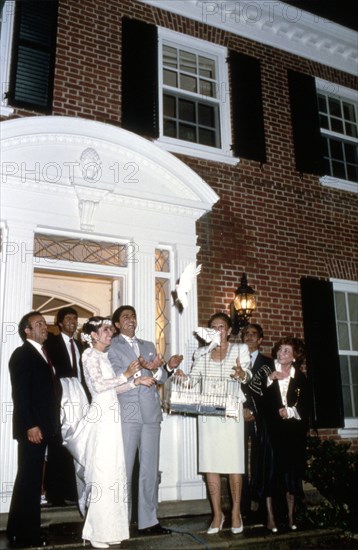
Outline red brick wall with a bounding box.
[3,0,358,445]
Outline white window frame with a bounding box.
[0,0,15,117]
[316,78,358,194]
[331,278,358,438]
[157,27,237,165]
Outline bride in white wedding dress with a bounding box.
[61,317,155,549]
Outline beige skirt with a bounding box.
[197,403,245,474]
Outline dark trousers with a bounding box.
[6,438,48,541]
[45,431,77,504]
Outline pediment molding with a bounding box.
[1,116,219,229]
[140,0,357,76]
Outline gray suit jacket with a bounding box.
[108,334,168,424]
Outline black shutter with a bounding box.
[8,1,58,112]
[301,277,344,429]
[229,51,266,163]
[121,17,159,138]
[288,70,325,176]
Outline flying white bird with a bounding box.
[173,262,202,312]
[194,327,221,357]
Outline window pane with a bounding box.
[163,69,177,88]
[337,322,350,349]
[163,119,176,138]
[351,324,358,351]
[199,128,217,147]
[179,99,196,122]
[180,73,197,93]
[179,50,196,74]
[328,97,341,117]
[342,386,353,416]
[331,161,346,179]
[155,249,170,272]
[348,293,358,322]
[163,46,177,69]
[347,164,358,182]
[198,103,215,127]
[330,139,344,160]
[344,142,358,163]
[340,355,349,383]
[319,113,329,129]
[345,122,357,138]
[351,356,358,382]
[199,79,215,98]
[34,234,127,266]
[343,102,356,122]
[179,123,196,142]
[318,94,327,113]
[164,94,176,117]
[331,118,344,134]
[335,292,347,321]
[199,56,215,79]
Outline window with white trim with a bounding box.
[316,79,358,191]
[158,28,232,162]
[332,279,358,430]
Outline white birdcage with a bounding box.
[164,373,241,417]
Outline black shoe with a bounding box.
[8,534,49,548]
[138,523,172,536]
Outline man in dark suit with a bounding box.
[108,305,183,536]
[241,323,274,520]
[44,307,86,505]
[7,311,61,548]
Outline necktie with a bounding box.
[42,346,57,390]
[129,338,141,378]
[69,338,78,377]
[129,338,140,357]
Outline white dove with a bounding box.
[194,327,221,358]
[174,262,202,311]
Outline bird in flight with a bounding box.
[172,262,202,313]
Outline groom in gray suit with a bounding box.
[108,305,182,536]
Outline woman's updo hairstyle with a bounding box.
[81,316,112,347]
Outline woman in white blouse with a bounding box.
[259,337,309,533]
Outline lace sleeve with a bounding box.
[83,350,134,394]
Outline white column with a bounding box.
[160,244,206,501]
[131,239,156,342]
[0,222,36,513]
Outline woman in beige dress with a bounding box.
[191,312,251,535]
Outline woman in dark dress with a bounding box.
[253,337,309,532]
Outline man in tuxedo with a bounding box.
[241,323,274,519]
[44,307,86,505]
[108,305,183,536]
[7,311,61,548]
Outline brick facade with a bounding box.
[2,0,357,448]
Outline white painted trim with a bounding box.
[320,176,358,194]
[157,27,234,161]
[0,1,15,114]
[139,0,357,76]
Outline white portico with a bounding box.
[0,116,219,512]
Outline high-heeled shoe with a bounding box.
[90,542,109,549]
[207,513,224,534]
[289,524,297,531]
[231,515,244,534]
[268,526,278,534]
